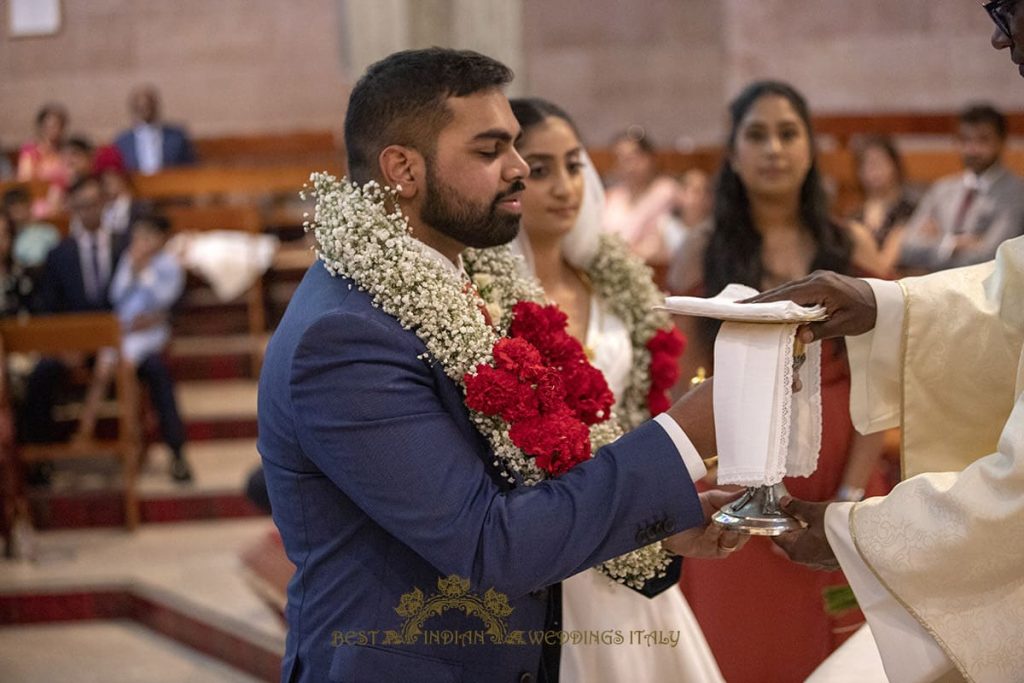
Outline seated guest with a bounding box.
[601,128,681,266]
[665,168,713,267]
[2,187,60,271]
[847,134,919,274]
[94,146,149,236]
[0,211,35,317]
[0,141,13,181]
[62,136,96,186]
[114,86,197,174]
[17,103,72,219]
[20,175,128,449]
[16,104,70,186]
[75,214,192,482]
[899,104,1024,271]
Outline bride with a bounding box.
[507,97,724,683]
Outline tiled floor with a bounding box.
[0,620,263,683]
[0,519,286,680]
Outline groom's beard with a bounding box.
[421,163,524,249]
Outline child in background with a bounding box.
[76,214,192,482]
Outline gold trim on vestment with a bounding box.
[897,278,910,482]
[849,503,973,682]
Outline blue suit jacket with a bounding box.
[114,124,196,171]
[257,263,705,683]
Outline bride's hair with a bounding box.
[509,97,581,140]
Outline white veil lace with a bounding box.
[510,149,606,277]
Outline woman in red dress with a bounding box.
[669,81,890,683]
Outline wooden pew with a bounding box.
[0,313,142,530]
[194,130,341,167]
[132,163,344,204]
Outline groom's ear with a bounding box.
[378,145,423,200]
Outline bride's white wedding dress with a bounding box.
[559,296,724,683]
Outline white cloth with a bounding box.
[666,284,824,486]
[660,283,828,322]
[169,230,278,302]
[560,305,722,683]
[134,124,163,175]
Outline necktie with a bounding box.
[86,238,103,304]
[953,187,978,235]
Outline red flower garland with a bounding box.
[645,327,686,416]
[464,301,615,476]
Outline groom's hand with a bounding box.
[743,270,877,344]
[662,489,747,559]
[772,497,840,571]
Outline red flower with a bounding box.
[534,367,568,412]
[492,337,544,373]
[465,299,619,478]
[645,326,687,415]
[648,353,680,392]
[562,361,615,425]
[647,326,686,357]
[509,411,592,476]
[509,302,586,367]
[646,388,672,416]
[465,366,539,422]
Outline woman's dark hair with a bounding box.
[132,213,172,235]
[35,103,68,129]
[509,98,581,140]
[704,81,851,299]
[853,134,906,190]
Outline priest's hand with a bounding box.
[744,271,877,344]
[662,489,748,559]
[772,497,840,571]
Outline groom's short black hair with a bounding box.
[344,48,514,184]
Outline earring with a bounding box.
[395,183,403,192]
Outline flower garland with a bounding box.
[306,172,676,589]
[583,233,686,431]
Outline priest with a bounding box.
[753,8,1024,679]
[753,234,1024,683]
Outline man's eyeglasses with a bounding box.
[985,0,1019,40]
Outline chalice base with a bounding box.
[712,483,805,536]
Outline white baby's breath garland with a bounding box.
[305,172,672,589]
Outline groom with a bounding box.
[258,48,733,683]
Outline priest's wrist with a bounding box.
[835,484,865,502]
